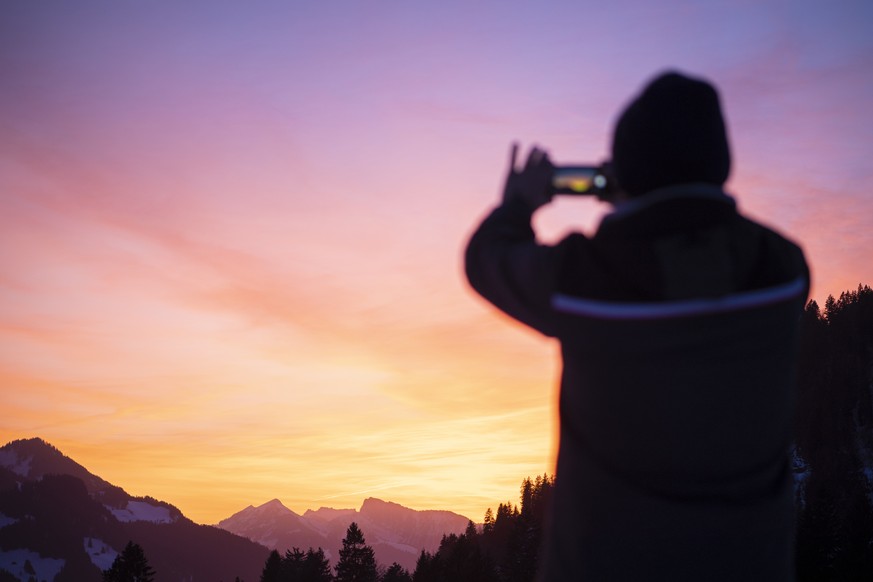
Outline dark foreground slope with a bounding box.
[0,438,269,582]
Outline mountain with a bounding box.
[217,498,324,553]
[218,496,471,571]
[0,438,270,582]
[0,438,121,499]
[0,437,475,579]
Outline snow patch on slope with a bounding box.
[109,500,173,523]
[0,548,64,581]
[84,537,118,571]
[0,512,16,528]
[0,449,32,477]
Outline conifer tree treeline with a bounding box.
[796,284,873,580]
[260,523,409,582]
[103,541,155,582]
[260,547,333,582]
[415,474,553,582]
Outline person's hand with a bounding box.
[502,143,554,210]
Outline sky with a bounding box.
[1,0,872,525]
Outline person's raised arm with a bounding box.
[464,144,560,337]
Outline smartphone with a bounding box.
[551,166,610,195]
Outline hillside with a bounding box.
[0,438,270,582]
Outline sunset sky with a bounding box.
[2,0,872,525]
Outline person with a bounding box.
[464,71,809,581]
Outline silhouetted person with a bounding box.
[465,71,809,581]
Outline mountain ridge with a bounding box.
[0,437,473,578]
[0,437,268,581]
[217,495,472,571]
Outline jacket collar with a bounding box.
[600,183,736,228]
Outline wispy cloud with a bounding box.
[2,0,871,525]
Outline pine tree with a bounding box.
[382,562,412,582]
[411,550,438,582]
[334,522,378,582]
[520,478,533,517]
[259,550,283,582]
[103,541,156,582]
[482,507,494,535]
[303,548,333,581]
[282,548,307,580]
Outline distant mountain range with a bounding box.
[218,496,471,572]
[0,438,471,581]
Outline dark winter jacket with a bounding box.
[465,184,809,581]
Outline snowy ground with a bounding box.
[0,450,32,477]
[84,537,118,571]
[109,500,174,523]
[0,512,16,528]
[0,548,64,582]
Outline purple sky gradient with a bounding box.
[2,0,871,523]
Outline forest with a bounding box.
[795,285,873,580]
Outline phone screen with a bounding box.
[552,166,599,194]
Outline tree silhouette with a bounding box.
[283,547,333,581]
[258,546,332,582]
[334,522,378,582]
[103,541,155,582]
[303,547,333,581]
[482,507,494,535]
[411,550,439,582]
[259,550,283,582]
[795,285,873,579]
[382,562,412,582]
[412,475,553,581]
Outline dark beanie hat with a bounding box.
[611,71,731,197]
